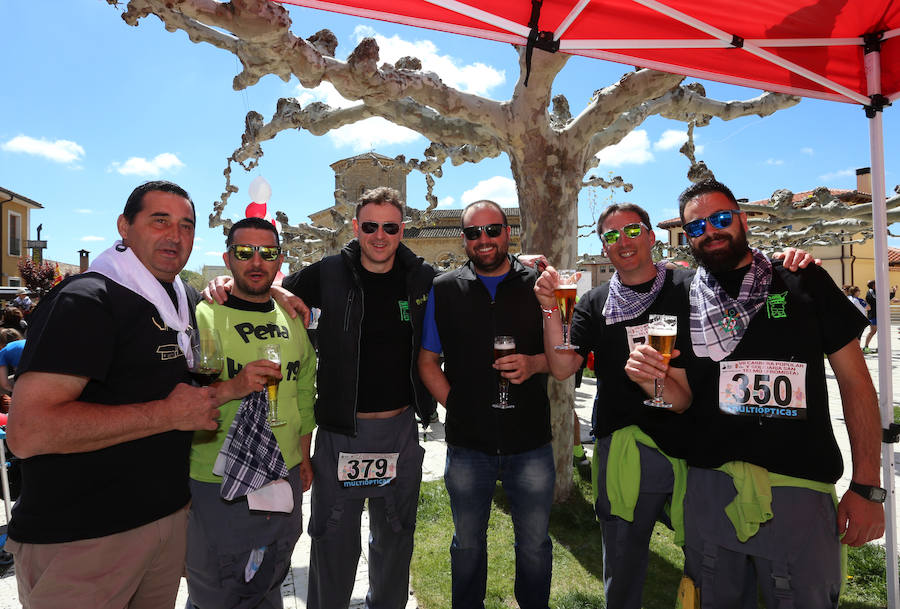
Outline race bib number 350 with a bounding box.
[718,360,807,419]
[337,452,399,488]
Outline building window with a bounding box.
[677,231,688,246]
[8,211,21,257]
[8,277,20,287]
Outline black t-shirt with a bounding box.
[281,257,412,413]
[356,262,412,412]
[684,263,868,482]
[570,268,697,458]
[9,273,200,543]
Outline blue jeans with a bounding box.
[444,443,555,609]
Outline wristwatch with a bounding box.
[849,481,887,503]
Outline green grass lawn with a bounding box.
[411,470,890,608]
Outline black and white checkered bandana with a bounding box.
[602,261,667,325]
[219,390,289,502]
[689,248,772,362]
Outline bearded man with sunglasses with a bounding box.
[629,179,883,607]
[418,200,553,609]
[185,217,317,608]
[534,203,697,609]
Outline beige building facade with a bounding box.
[0,186,44,290]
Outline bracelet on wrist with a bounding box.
[541,305,559,319]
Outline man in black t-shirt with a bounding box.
[5,181,224,609]
[535,203,695,609]
[632,179,883,608]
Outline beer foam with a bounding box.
[648,327,677,336]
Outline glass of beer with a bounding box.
[643,314,677,408]
[258,344,286,427]
[492,335,516,409]
[554,270,580,351]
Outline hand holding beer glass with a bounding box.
[492,335,516,409]
[554,270,580,351]
[258,344,286,427]
[643,314,677,408]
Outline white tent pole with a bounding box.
[864,44,899,609]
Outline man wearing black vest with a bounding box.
[418,199,553,609]
[629,179,884,607]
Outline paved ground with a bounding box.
[1,328,898,608]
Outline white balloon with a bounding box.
[248,176,272,204]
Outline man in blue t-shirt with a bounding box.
[0,338,25,393]
[419,199,553,609]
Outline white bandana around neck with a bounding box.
[89,240,193,368]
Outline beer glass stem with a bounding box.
[499,378,510,407]
[654,377,666,404]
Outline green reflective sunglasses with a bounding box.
[229,244,281,261]
[601,222,645,245]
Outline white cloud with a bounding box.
[594,130,654,167]
[654,129,687,151]
[74,209,92,214]
[438,195,455,207]
[819,168,855,181]
[352,26,505,96]
[109,153,185,176]
[80,235,105,242]
[205,251,224,257]
[460,176,517,207]
[329,118,422,152]
[2,135,84,164]
[765,158,784,166]
[801,147,814,156]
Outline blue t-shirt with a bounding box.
[0,340,25,369]
[422,273,507,353]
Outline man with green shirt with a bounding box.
[185,217,316,608]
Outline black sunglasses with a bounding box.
[360,221,401,235]
[229,244,281,262]
[683,209,744,238]
[601,222,645,245]
[462,223,506,241]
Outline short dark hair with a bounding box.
[868,279,876,289]
[677,179,739,222]
[122,181,195,224]
[596,203,652,237]
[355,187,404,218]
[461,200,508,228]
[226,217,280,248]
[0,328,22,346]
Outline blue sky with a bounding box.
[2,0,898,272]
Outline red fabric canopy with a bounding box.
[277,0,900,104]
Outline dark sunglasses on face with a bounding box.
[601,222,645,245]
[229,244,281,261]
[682,209,744,238]
[462,223,506,241]
[360,221,401,235]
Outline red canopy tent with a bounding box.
[277,0,900,601]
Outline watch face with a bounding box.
[872,488,888,502]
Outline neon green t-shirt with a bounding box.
[189,298,317,482]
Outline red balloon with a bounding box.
[245,201,267,218]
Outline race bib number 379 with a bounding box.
[337,452,399,488]
[718,360,807,419]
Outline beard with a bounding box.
[691,229,750,274]
[466,240,509,273]
[233,270,275,297]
